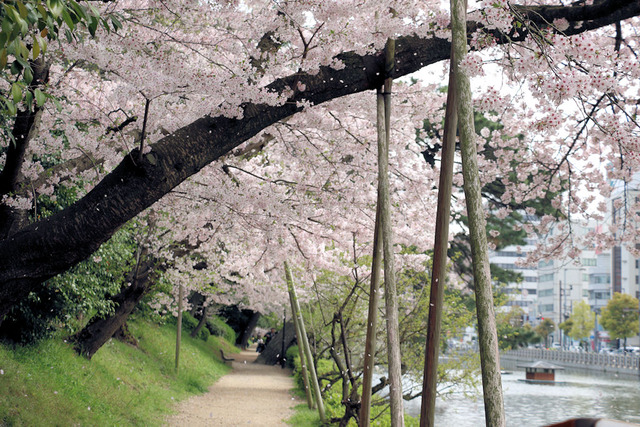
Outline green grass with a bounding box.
[0,319,238,426]
[287,402,322,426]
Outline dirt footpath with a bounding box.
[165,347,296,426]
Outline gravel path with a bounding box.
[165,347,296,426]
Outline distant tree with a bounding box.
[496,306,539,350]
[567,301,595,348]
[558,319,574,343]
[535,318,556,348]
[600,293,640,350]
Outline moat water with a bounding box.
[402,367,640,426]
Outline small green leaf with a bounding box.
[0,30,7,49]
[61,9,75,31]
[69,1,87,22]
[23,65,33,84]
[16,1,28,19]
[36,4,47,18]
[11,82,22,103]
[0,49,7,69]
[110,15,122,31]
[32,36,40,58]
[36,35,47,54]
[146,153,157,165]
[34,88,46,107]
[47,0,64,18]
[10,60,20,75]
[88,16,98,37]
[18,40,29,59]
[1,17,12,37]
[6,100,17,116]
[25,90,33,110]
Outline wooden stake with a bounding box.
[379,38,404,427]
[284,261,326,422]
[175,284,184,372]
[451,0,505,424]
[360,200,383,425]
[288,279,314,408]
[419,28,458,427]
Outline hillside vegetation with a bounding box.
[0,319,236,426]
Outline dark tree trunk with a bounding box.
[0,57,49,240]
[0,1,635,319]
[239,311,261,349]
[256,321,296,365]
[113,321,138,346]
[73,258,154,359]
[188,292,206,317]
[190,304,209,338]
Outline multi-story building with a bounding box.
[536,221,610,346]
[609,174,640,346]
[489,238,539,323]
[610,174,640,300]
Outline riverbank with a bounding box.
[0,320,235,425]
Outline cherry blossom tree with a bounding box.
[0,0,637,318]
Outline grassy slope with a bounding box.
[0,320,237,426]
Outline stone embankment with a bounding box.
[502,348,640,376]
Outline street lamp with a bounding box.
[594,307,601,353]
[559,280,573,349]
[559,266,586,349]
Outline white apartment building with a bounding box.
[536,221,609,345]
[610,174,640,300]
[609,174,640,346]
[489,238,539,323]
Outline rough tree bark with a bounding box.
[73,255,156,359]
[0,57,49,239]
[190,303,209,338]
[453,0,505,424]
[238,310,261,349]
[0,0,637,319]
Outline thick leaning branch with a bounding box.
[0,0,637,318]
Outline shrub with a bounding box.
[206,315,236,344]
[285,345,299,369]
[181,312,199,330]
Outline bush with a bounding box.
[197,325,211,341]
[0,226,136,344]
[285,345,299,369]
[206,315,236,344]
[172,312,210,342]
[181,312,199,330]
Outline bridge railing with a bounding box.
[504,348,640,371]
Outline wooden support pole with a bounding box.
[360,200,383,425]
[419,27,458,427]
[288,279,314,409]
[451,0,505,424]
[175,284,184,372]
[379,38,404,427]
[285,261,326,422]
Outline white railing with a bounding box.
[504,349,640,371]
